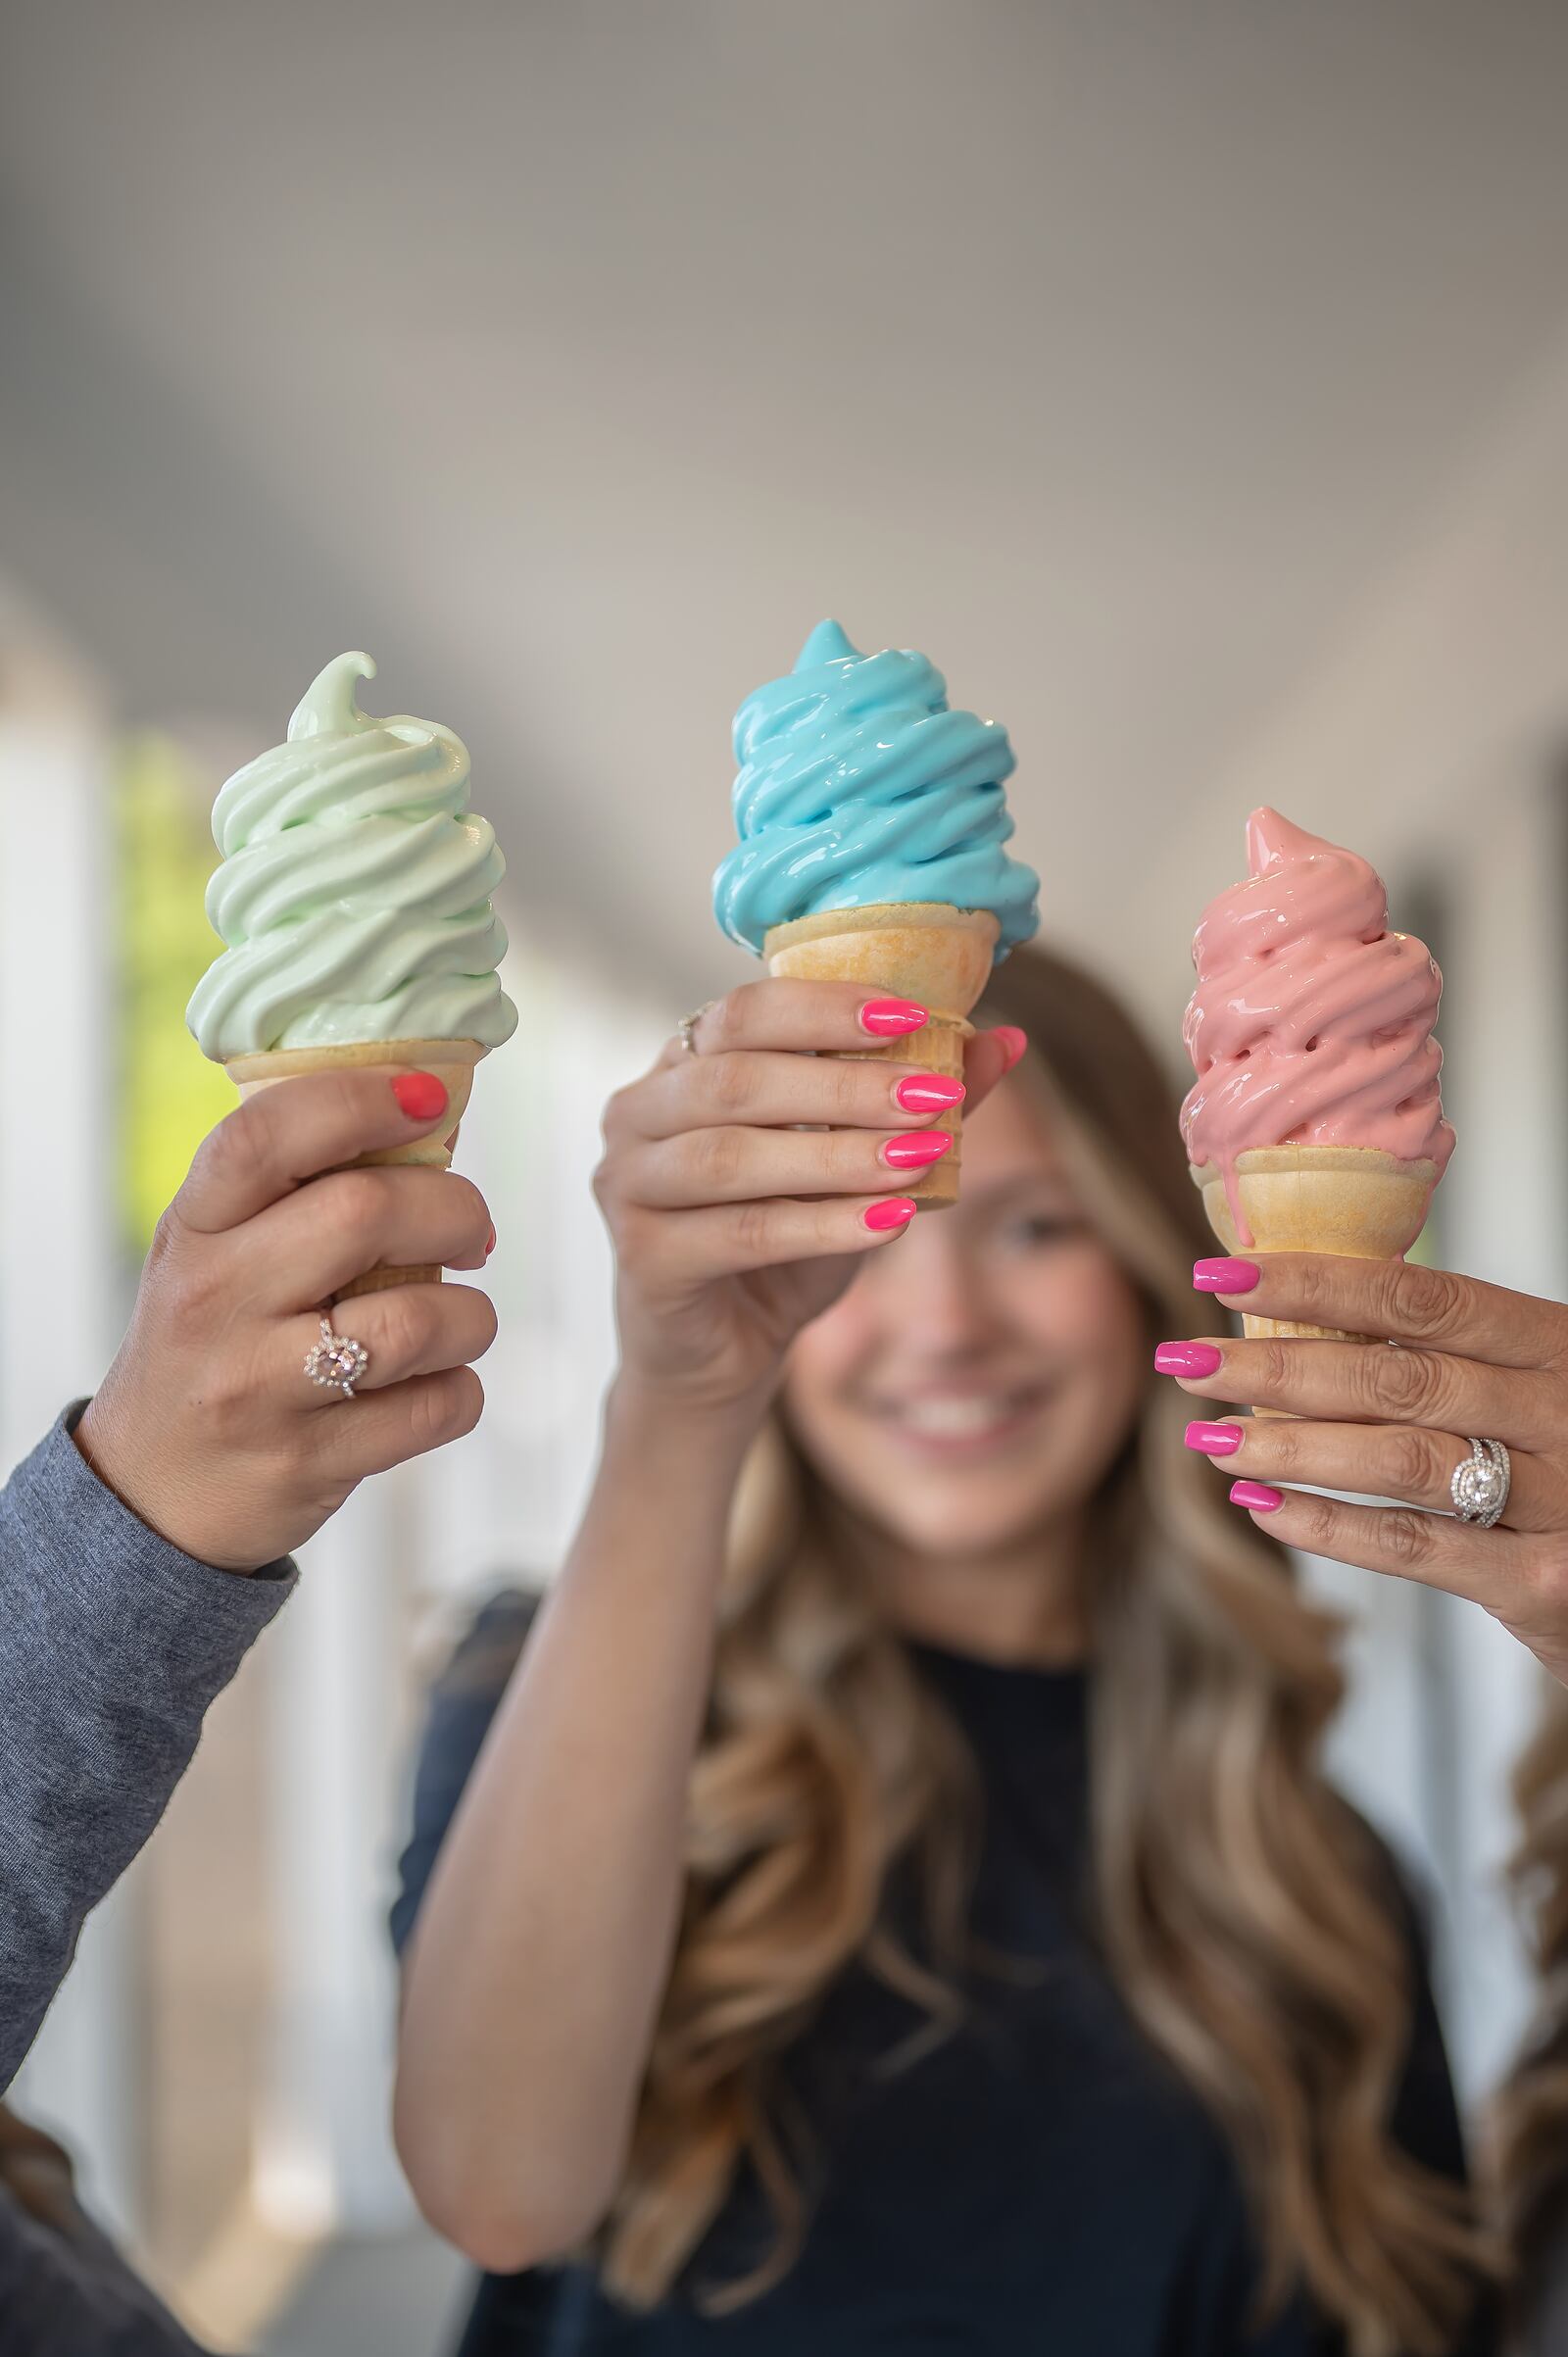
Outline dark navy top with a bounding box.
[391,1592,1494,2357]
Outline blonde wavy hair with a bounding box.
[1494,1682,1568,2327]
[583,944,1488,2351]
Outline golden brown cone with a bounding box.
[1191,1144,1438,1418]
[224,1037,486,1301]
[763,904,1000,1207]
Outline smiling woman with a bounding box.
[390,944,1495,2357]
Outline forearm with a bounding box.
[0,1402,294,2087]
[394,1376,753,2269]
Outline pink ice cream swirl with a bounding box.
[1180,809,1454,1246]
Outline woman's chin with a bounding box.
[848,1471,1069,1567]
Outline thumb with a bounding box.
[962,1024,1027,1114]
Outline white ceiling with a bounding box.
[6,1,1568,1013]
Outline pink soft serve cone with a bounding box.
[1179,810,1453,1393]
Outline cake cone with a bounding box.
[1190,1145,1437,1417]
[224,1037,486,1301]
[763,903,1000,1206]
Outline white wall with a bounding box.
[0,591,147,2237]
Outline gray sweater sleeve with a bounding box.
[0,1400,297,2090]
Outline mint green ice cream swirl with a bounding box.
[186,653,518,1058]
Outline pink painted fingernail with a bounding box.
[1153,1341,1223,1378]
[1193,1256,1259,1294]
[392,1071,449,1120]
[485,1225,497,1257]
[1186,1421,1244,1455]
[992,1025,1028,1069]
[863,1197,918,1232]
[895,1073,966,1113]
[1231,1480,1284,1513]
[860,999,929,1037]
[882,1130,953,1170]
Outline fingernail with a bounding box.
[485,1225,497,1257]
[392,1071,449,1121]
[1230,1480,1284,1513]
[895,1073,966,1113]
[1193,1256,1260,1294]
[992,1025,1028,1069]
[1153,1341,1223,1378]
[1186,1420,1244,1456]
[863,1197,918,1232]
[882,1130,953,1170]
[860,999,929,1037]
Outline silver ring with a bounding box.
[1450,1436,1510,1528]
[304,1315,369,1399]
[677,1001,716,1056]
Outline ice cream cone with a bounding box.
[763,903,1000,1206]
[1190,1145,1437,1416]
[224,1037,486,1301]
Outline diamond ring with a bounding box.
[304,1316,370,1399]
[1450,1436,1510,1528]
[677,1001,717,1056]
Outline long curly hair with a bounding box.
[1494,1682,1568,2328]
[582,943,1489,2351]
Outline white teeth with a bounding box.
[887,1395,1019,1439]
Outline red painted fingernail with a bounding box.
[1186,1420,1244,1456]
[485,1225,497,1257]
[863,1197,918,1232]
[895,1073,966,1112]
[860,999,929,1037]
[1193,1256,1260,1294]
[1231,1480,1284,1513]
[992,1025,1028,1069]
[392,1071,449,1121]
[882,1130,953,1170]
[1153,1341,1223,1378]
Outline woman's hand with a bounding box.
[595,982,1021,1427]
[74,1067,497,1573]
[1162,1253,1568,1684]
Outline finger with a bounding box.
[288,1280,498,1403]
[1153,1333,1558,1453]
[1224,1479,1532,1611]
[1185,1414,1557,1534]
[960,1024,1024,1118]
[308,1366,487,1479]
[619,1121,953,1209]
[669,978,932,1062]
[1196,1251,1568,1377]
[621,1193,918,1282]
[238,1166,493,1307]
[620,1048,965,1145]
[175,1066,461,1236]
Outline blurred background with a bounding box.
[4,2,1568,2348]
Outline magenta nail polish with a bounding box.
[860,999,929,1037]
[1153,1341,1223,1378]
[1193,1256,1259,1294]
[863,1197,917,1232]
[1185,1420,1244,1456]
[1230,1480,1284,1513]
[882,1130,953,1170]
[895,1073,966,1113]
[991,1024,1028,1069]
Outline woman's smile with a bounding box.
[853,1378,1055,1461]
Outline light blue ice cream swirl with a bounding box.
[712,620,1039,958]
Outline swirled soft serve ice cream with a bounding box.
[187,652,517,1298]
[1180,807,1453,1362]
[713,620,1039,1204]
